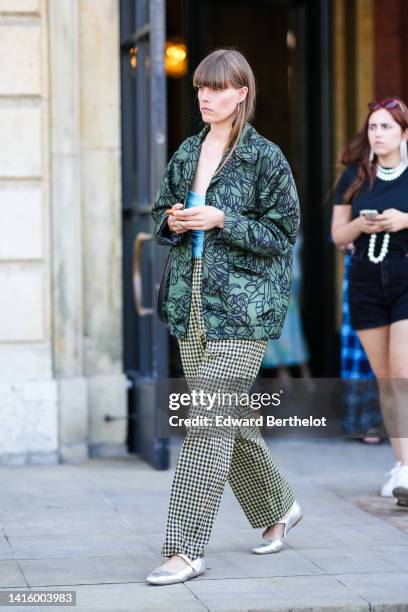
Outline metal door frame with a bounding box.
[119,0,170,469]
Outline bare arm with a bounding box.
[331,204,383,248]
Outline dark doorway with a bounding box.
[119,0,335,468]
[166,0,335,376]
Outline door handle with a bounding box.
[133,232,154,316]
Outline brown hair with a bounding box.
[193,48,256,174]
[337,97,408,203]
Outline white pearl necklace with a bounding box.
[376,160,408,181]
[367,160,407,262]
[368,232,390,263]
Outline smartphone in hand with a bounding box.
[360,209,379,220]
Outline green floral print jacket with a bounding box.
[151,122,300,340]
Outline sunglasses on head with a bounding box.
[368,98,403,112]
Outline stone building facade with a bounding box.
[2,0,408,466]
[0,0,127,465]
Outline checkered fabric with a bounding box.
[161,257,296,560]
[340,253,382,434]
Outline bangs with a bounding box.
[193,55,240,90]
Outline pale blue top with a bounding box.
[185,190,206,258]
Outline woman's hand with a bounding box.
[171,205,225,231]
[167,203,189,234]
[357,214,383,235]
[375,209,408,233]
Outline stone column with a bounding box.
[0,0,58,465]
[0,0,127,465]
[48,0,88,462]
[332,0,375,331]
[79,0,127,456]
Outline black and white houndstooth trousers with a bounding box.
[161,257,295,560]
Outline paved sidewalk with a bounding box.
[1,438,408,611]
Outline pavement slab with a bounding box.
[0,560,27,588]
[187,574,370,611]
[0,438,407,611]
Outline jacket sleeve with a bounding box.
[150,151,184,246]
[213,147,300,257]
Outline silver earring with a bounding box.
[400,140,408,163]
[369,147,374,162]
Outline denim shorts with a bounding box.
[348,246,408,330]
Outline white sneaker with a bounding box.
[380,461,401,497]
[392,465,408,507]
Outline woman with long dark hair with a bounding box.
[332,97,408,505]
[146,49,302,585]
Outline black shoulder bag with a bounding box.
[157,251,172,324]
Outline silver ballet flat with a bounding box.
[251,500,303,554]
[146,553,206,586]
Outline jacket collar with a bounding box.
[175,122,259,197]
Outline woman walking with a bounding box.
[147,49,302,586]
[332,97,408,505]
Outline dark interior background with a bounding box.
[166,0,336,377]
